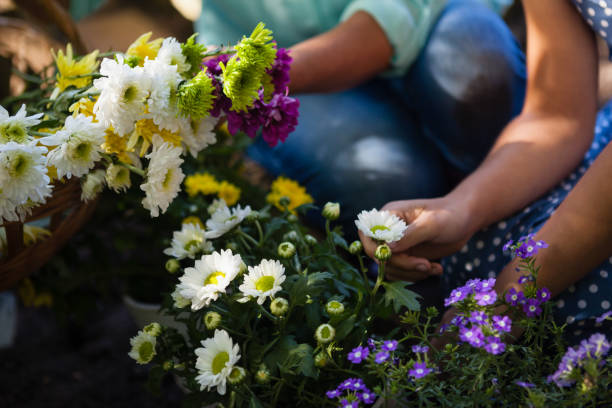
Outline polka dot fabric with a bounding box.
[441,101,612,342]
[572,0,612,58]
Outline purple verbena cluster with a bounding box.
[444,278,497,308]
[503,234,548,259]
[326,377,376,407]
[504,283,551,318]
[409,344,434,379]
[202,48,299,147]
[548,333,610,387]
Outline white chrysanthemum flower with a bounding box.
[179,115,217,158]
[40,114,105,179]
[205,203,252,239]
[207,198,226,215]
[195,329,241,395]
[177,249,243,310]
[81,169,106,201]
[238,259,286,305]
[93,55,150,136]
[163,222,213,260]
[0,104,43,143]
[140,135,184,217]
[105,163,131,193]
[143,58,182,132]
[155,37,190,75]
[128,330,157,364]
[354,208,408,243]
[171,287,191,308]
[0,142,50,208]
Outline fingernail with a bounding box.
[416,264,428,272]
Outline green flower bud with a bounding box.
[349,241,363,255]
[228,366,246,385]
[177,70,215,119]
[270,297,289,317]
[162,360,174,371]
[375,244,392,262]
[304,234,317,246]
[225,242,239,252]
[239,261,248,275]
[426,306,439,318]
[314,352,330,368]
[277,241,296,258]
[125,55,141,68]
[174,362,186,371]
[315,323,335,344]
[325,300,345,316]
[278,196,291,208]
[143,322,162,337]
[165,258,181,274]
[204,311,222,330]
[283,230,299,243]
[255,366,271,384]
[245,210,259,222]
[322,202,340,221]
[286,214,298,223]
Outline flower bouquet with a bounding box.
[0,22,299,289]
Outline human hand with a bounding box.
[359,196,476,280]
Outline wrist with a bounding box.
[444,187,485,237]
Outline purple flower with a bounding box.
[588,333,610,358]
[505,288,525,306]
[326,389,341,399]
[202,53,230,76]
[484,336,506,355]
[479,278,496,292]
[374,351,389,364]
[492,315,512,333]
[469,311,487,325]
[450,315,466,328]
[340,399,359,408]
[596,310,612,324]
[537,287,551,302]
[412,345,429,354]
[266,47,292,94]
[503,240,514,252]
[409,362,432,379]
[338,379,354,390]
[517,276,530,284]
[459,326,484,347]
[444,287,468,307]
[439,323,449,334]
[465,279,481,292]
[515,381,535,389]
[367,338,377,350]
[338,378,365,391]
[516,238,541,259]
[475,290,497,306]
[348,346,369,364]
[381,340,398,352]
[358,389,377,404]
[260,92,300,147]
[226,107,264,138]
[523,298,542,317]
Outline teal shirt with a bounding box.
[195,0,513,76]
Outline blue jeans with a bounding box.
[247,0,526,240]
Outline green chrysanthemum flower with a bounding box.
[235,22,277,72]
[221,57,262,112]
[181,33,207,78]
[177,69,215,119]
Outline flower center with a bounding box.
[138,341,154,361]
[204,271,225,286]
[10,153,30,177]
[74,141,91,160]
[255,275,275,292]
[320,326,331,339]
[184,238,202,251]
[123,85,138,103]
[370,225,389,234]
[2,123,28,143]
[162,168,174,189]
[211,351,229,375]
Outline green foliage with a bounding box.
[381,281,421,313]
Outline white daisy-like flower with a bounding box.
[155,37,190,75]
[207,198,226,215]
[195,329,241,395]
[354,208,408,243]
[0,104,43,143]
[205,203,252,239]
[163,222,213,260]
[105,163,131,193]
[140,135,184,217]
[143,58,182,132]
[238,259,286,305]
[128,330,157,364]
[40,114,105,179]
[80,169,106,202]
[93,55,150,136]
[171,287,191,308]
[0,142,50,208]
[177,249,243,310]
[179,115,218,158]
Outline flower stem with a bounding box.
[370,261,386,306]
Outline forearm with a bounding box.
[495,142,612,296]
[288,11,392,94]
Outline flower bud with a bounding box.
[162,360,174,371]
[239,261,248,275]
[270,297,289,317]
[322,202,340,221]
[286,213,299,223]
[278,196,291,209]
[81,169,106,201]
[325,300,345,316]
[304,234,317,246]
[277,241,296,258]
[283,231,299,242]
[225,242,239,252]
[105,163,131,193]
[375,244,392,262]
[174,362,186,371]
[315,323,335,344]
[255,367,271,384]
[245,210,259,222]
[165,259,181,274]
[143,322,162,337]
[349,241,363,255]
[228,366,246,385]
[314,352,330,368]
[203,311,222,330]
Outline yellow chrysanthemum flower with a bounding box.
[217,181,241,206]
[184,172,219,197]
[128,119,182,157]
[102,127,132,163]
[125,32,163,66]
[69,97,97,118]
[266,176,313,213]
[182,216,204,229]
[52,44,99,94]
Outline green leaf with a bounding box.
[334,314,357,342]
[249,395,264,408]
[330,231,348,251]
[263,217,289,240]
[381,281,421,312]
[288,272,333,306]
